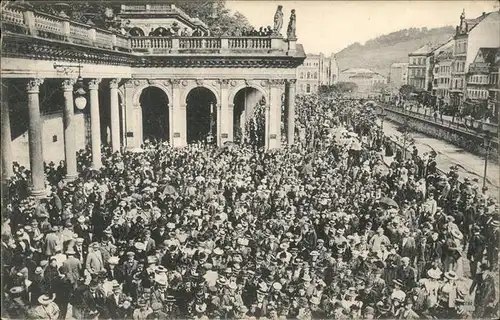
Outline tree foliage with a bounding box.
[333,82,359,94]
[399,84,416,99]
[29,0,253,33]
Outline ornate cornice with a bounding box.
[27,78,44,93]
[88,79,101,90]
[61,79,76,92]
[3,34,134,66]
[2,33,306,69]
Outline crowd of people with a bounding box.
[1,94,499,320]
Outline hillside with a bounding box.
[336,26,455,76]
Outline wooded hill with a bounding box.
[335,26,455,76]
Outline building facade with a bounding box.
[1,3,305,197]
[338,68,387,98]
[450,10,500,108]
[432,39,454,106]
[296,53,339,94]
[389,62,408,91]
[467,47,500,121]
[408,44,434,91]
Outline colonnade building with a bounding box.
[1,3,306,197]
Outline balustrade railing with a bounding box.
[2,4,292,55]
[228,37,272,50]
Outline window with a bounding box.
[307,72,311,79]
[314,72,318,79]
[306,84,311,93]
[300,72,304,79]
[301,84,305,92]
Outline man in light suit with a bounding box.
[44,225,62,257]
[86,242,104,275]
[61,248,82,289]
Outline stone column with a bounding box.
[109,78,121,153]
[286,79,297,145]
[88,79,102,169]
[219,79,230,145]
[268,79,284,149]
[27,78,46,197]
[61,79,78,180]
[171,79,186,147]
[1,81,13,181]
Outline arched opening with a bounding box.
[186,87,217,144]
[232,87,266,147]
[151,27,172,37]
[139,87,170,143]
[129,27,144,37]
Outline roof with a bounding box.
[474,47,500,66]
[410,44,433,55]
[465,12,491,31]
[341,68,376,74]
[391,62,408,68]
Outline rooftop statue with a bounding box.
[273,5,283,35]
[287,9,296,39]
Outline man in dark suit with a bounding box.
[80,280,107,319]
[106,282,129,319]
[122,252,138,297]
[106,257,124,282]
[471,263,497,319]
[152,225,168,245]
[400,229,417,264]
[73,237,88,263]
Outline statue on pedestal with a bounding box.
[273,5,283,35]
[287,9,296,39]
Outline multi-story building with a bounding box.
[450,10,500,108]
[467,47,500,120]
[338,68,387,98]
[296,53,339,94]
[389,62,408,91]
[432,39,454,106]
[408,44,434,91]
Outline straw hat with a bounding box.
[444,271,458,281]
[427,268,442,280]
[38,294,53,305]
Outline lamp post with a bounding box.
[482,130,492,189]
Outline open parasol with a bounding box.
[379,197,399,208]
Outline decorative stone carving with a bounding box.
[287,9,296,39]
[181,80,188,87]
[61,79,76,92]
[170,79,181,88]
[163,80,170,87]
[260,80,269,87]
[88,79,101,90]
[133,80,141,86]
[273,5,283,35]
[218,79,230,89]
[244,79,253,86]
[124,80,136,88]
[288,79,297,84]
[269,79,285,87]
[230,80,237,87]
[109,78,120,89]
[196,79,204,86]
[26,78,44,93]
[147,79,159,85]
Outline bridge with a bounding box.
[1,2,306,197]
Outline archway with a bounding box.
[232,87,266,147]
[186,87,217,144]
[139,87,170,143]
[129,27,144,37]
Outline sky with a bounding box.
[225,0,499,55]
